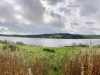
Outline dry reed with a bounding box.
[0,40,100,75]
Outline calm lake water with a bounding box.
[0,36,100,47]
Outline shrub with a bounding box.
[15,41,25,45]
[78,43,88,47]
[0,40,14,44]
[0,40,7,44]
[43,48,55,53]
[72,42,77,47]
[2,44,19,51]
[97,44,100,48]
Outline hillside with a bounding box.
[0,33,100,39]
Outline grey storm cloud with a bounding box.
[41,0,65,5]
[67,5,80,8]
[79,29,95,35]
[49,12,61,19]
[0,22,65,34]
[67,1,80,8]
[0,28,7,33]
[80,4,98,16]
[75,0,99,16]
[16,0,45,24]
[0,1,16,22]
[0,0,46,24]
[62,0,100,34]
[74,26,96,34]
[85,22,94,25]
[71,23,79,26]
[0,0,66,34]
[45,11,65,28]
[0,0,100,34]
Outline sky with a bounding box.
[0,0,100,35]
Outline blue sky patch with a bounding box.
[59,7,66,12]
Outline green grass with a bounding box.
[0,44,77,75]
[1,43,100,75]
[17,45,75,58]
[18,46,77,75]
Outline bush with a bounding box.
[0,40,7,44]
[0,40,14,44]
[97,44,100,48]
[2,44,19,51]
[72,42,77,47]
[43,48,55,53]
[15,41,25,45]
[71,43,88,47]
[78,43,88,47]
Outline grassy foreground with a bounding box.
[0,43,100,75]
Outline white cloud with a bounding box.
[0,0,100,34]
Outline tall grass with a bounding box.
[62,52,100,75]
[0,44,100,75]
[0,50,51,75]
[61,40,100,75]
[0,50,25,75]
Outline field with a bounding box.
[0,41,100,75]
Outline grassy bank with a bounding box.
[0,42,100,75]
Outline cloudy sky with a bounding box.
[0,0,100,35]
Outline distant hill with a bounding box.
[0,33,100,39]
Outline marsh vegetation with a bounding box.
[0,40,100,75]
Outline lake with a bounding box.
[0,36,100,47]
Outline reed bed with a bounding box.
[0,50,50,75]
[61,52,100,75]
[0,45,100,75]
